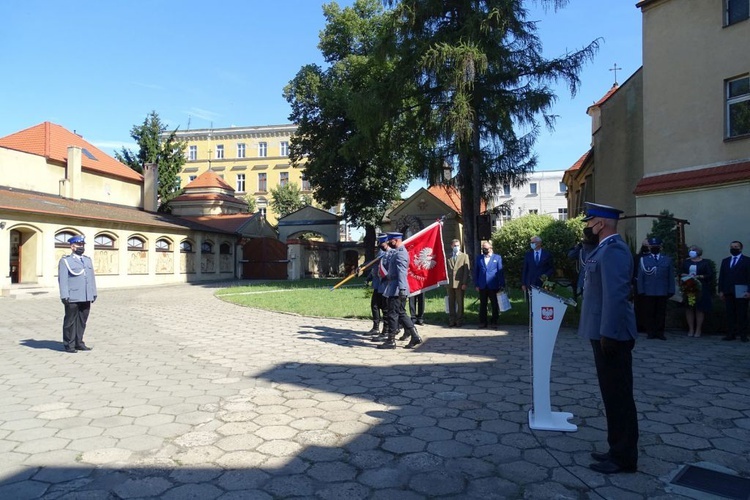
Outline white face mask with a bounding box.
[688,250,698,258]
[530,243,537,251]
[452,246,459,255]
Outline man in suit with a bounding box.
[522,235,555,298]
[636,237,675,340]
[378,232,422,349]
[58,235,98,353]
[578,202,638,475]
[718,240,750,342]
[365,234,389,335]
[445,238,471,327]
[473,240,505,328]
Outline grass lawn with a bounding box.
[216,278,580,328]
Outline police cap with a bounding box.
[647,237,662,246]
[582,202,623,221]
[377,233,388,244]
[387,232,403,240]
[68,235,85,244]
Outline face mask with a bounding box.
[640,246,650,254]
[688,250,698,259]
[530,243,537,250]
[730,248,741,256]
[650,246,660,254]
[452,246,459,255]
[73,247,85,256]
[388,241,396,248]
[481,248,489,255]
[582,226,599,246]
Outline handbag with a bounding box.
[498,291,512,312]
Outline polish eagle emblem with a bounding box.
[413,247,437,270]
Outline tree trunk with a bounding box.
[363,224,376,261]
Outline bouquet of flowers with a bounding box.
[540,274,557,293]
[680,275,702,307]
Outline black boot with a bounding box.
[377,335,397,349]
[372,325,389,341]
[367,322,380,335]
[398,328,411,341]
[404,328,422,349]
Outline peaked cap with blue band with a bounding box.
[387,232,403,240]
[68,235,85,244]
[377,233,388,244]
[582,202,623,221]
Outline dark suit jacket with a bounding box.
[522,249,554,288]
[473,253,505,290]
[718,254,750,296]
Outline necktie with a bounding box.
[731,256,738,268]
[535,252,539,264]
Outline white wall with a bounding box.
[491,170,568,226]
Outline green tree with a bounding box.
[648,209,679,262]
[284,0,412,259]
[379,0,598,257]
[270,182,313,218]
[242,194,257,214]
[115,111,186,212]
[492,214,583,288]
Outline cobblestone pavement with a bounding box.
[0,283,749,499]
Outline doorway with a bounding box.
[9,229,20,283]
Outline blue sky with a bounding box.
[0,0,641,194]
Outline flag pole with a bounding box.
[330,255,382,291]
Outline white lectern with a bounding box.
[528,286,578,432]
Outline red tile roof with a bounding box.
[566,149,592,173]
[587,84,620,112]
[185,170,234,191]
[0,122,142,182]
[633,160,750,195]
[181,213,260,233]
[426,184,487,214]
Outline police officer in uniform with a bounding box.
[579,203,638,474]
[366,234,389,335]
[378,232,422,349]
[636,237,675,340]
[58,235,97,353]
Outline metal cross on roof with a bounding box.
[609,63,622,85]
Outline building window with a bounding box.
[559,182,568,193]
[128,237,146,250]
[529,183,538,195]
[301,175,311,191]
[258,172,267,192]
[725,0,749,26]
[189,175,197,182]
[201,241,213,254]
[558,208,569,220]
[216,145,224,159]
[727,75,750,138]
[94,234,115,249]
[236,173,246,192]
[280,141,289,156]
[188,145,197,161]
[258,142,267,157]
[280,171,289,187]
[55,231,79,247]
[220,243,231,255]
[237,143,246,158]
[156,239,171,252]
[529,209,539,215]
[502,183,511,196]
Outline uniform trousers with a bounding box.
[370,290,385,325]
[641,295,667,338]
[63,301,91,349]
[478,288,499,326]
[724,294,749,339]
[387,295,414,337]
[591,339,638,468]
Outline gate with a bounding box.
[241,237,288,280]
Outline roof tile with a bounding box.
[634,160,750,195]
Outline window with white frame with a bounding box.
[155,239,171,252]
[236,173,246,192]
[558,208,568,220]
[258,172,267,192]
[216,144,224,159]
[529,209,539,214]
[301,175,311,191]
[529,183,538,195]
[127,237,146,250]
[188,145,197,161]
[180,241,193,253]
[94,234,116,249]
[502,183,511,196]
[280,171,289,187]
[201,241,213,254]
[725,0,749,26]
[280,141,289,156]
[237,143,246,158]
[727,75,750,138]
[258,142,268,157]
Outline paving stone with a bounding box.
[113,477,173,498]
[79,447,132,465]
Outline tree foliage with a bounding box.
[115,110,186,212]
[377,0,598,257]
[492,213,584,288]
[648,209,679,262]
[284,0,413,258]
[270,182,314,219]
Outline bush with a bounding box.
[492,214,585,289]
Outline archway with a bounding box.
[9,226,41,284]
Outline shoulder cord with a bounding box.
[640,256,657,276]
[63,258,86,277]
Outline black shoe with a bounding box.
[416,319,424,326]
[589,460,636,474]
[590,451,610,462]
[398,332,411,341]
[479,324,488,329]
[371,334,386,342]
[76,345,93,351]
[722,336,736,341]
[404,335,423,349]
[367,327,379,335]
[64,348,77,353]
[377,340,397,349]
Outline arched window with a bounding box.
[94,234,116,249]
[156,238,172,252]
[180,241,193,253]
[128,236,146,251]
[55,231,80,248]
[201,241,213,254]
[220,243,232,255]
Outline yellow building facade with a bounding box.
[173,124,309,225]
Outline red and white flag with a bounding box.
[402,220,448,296]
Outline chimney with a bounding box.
[65,146,83,200]
[143,163,159,212]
